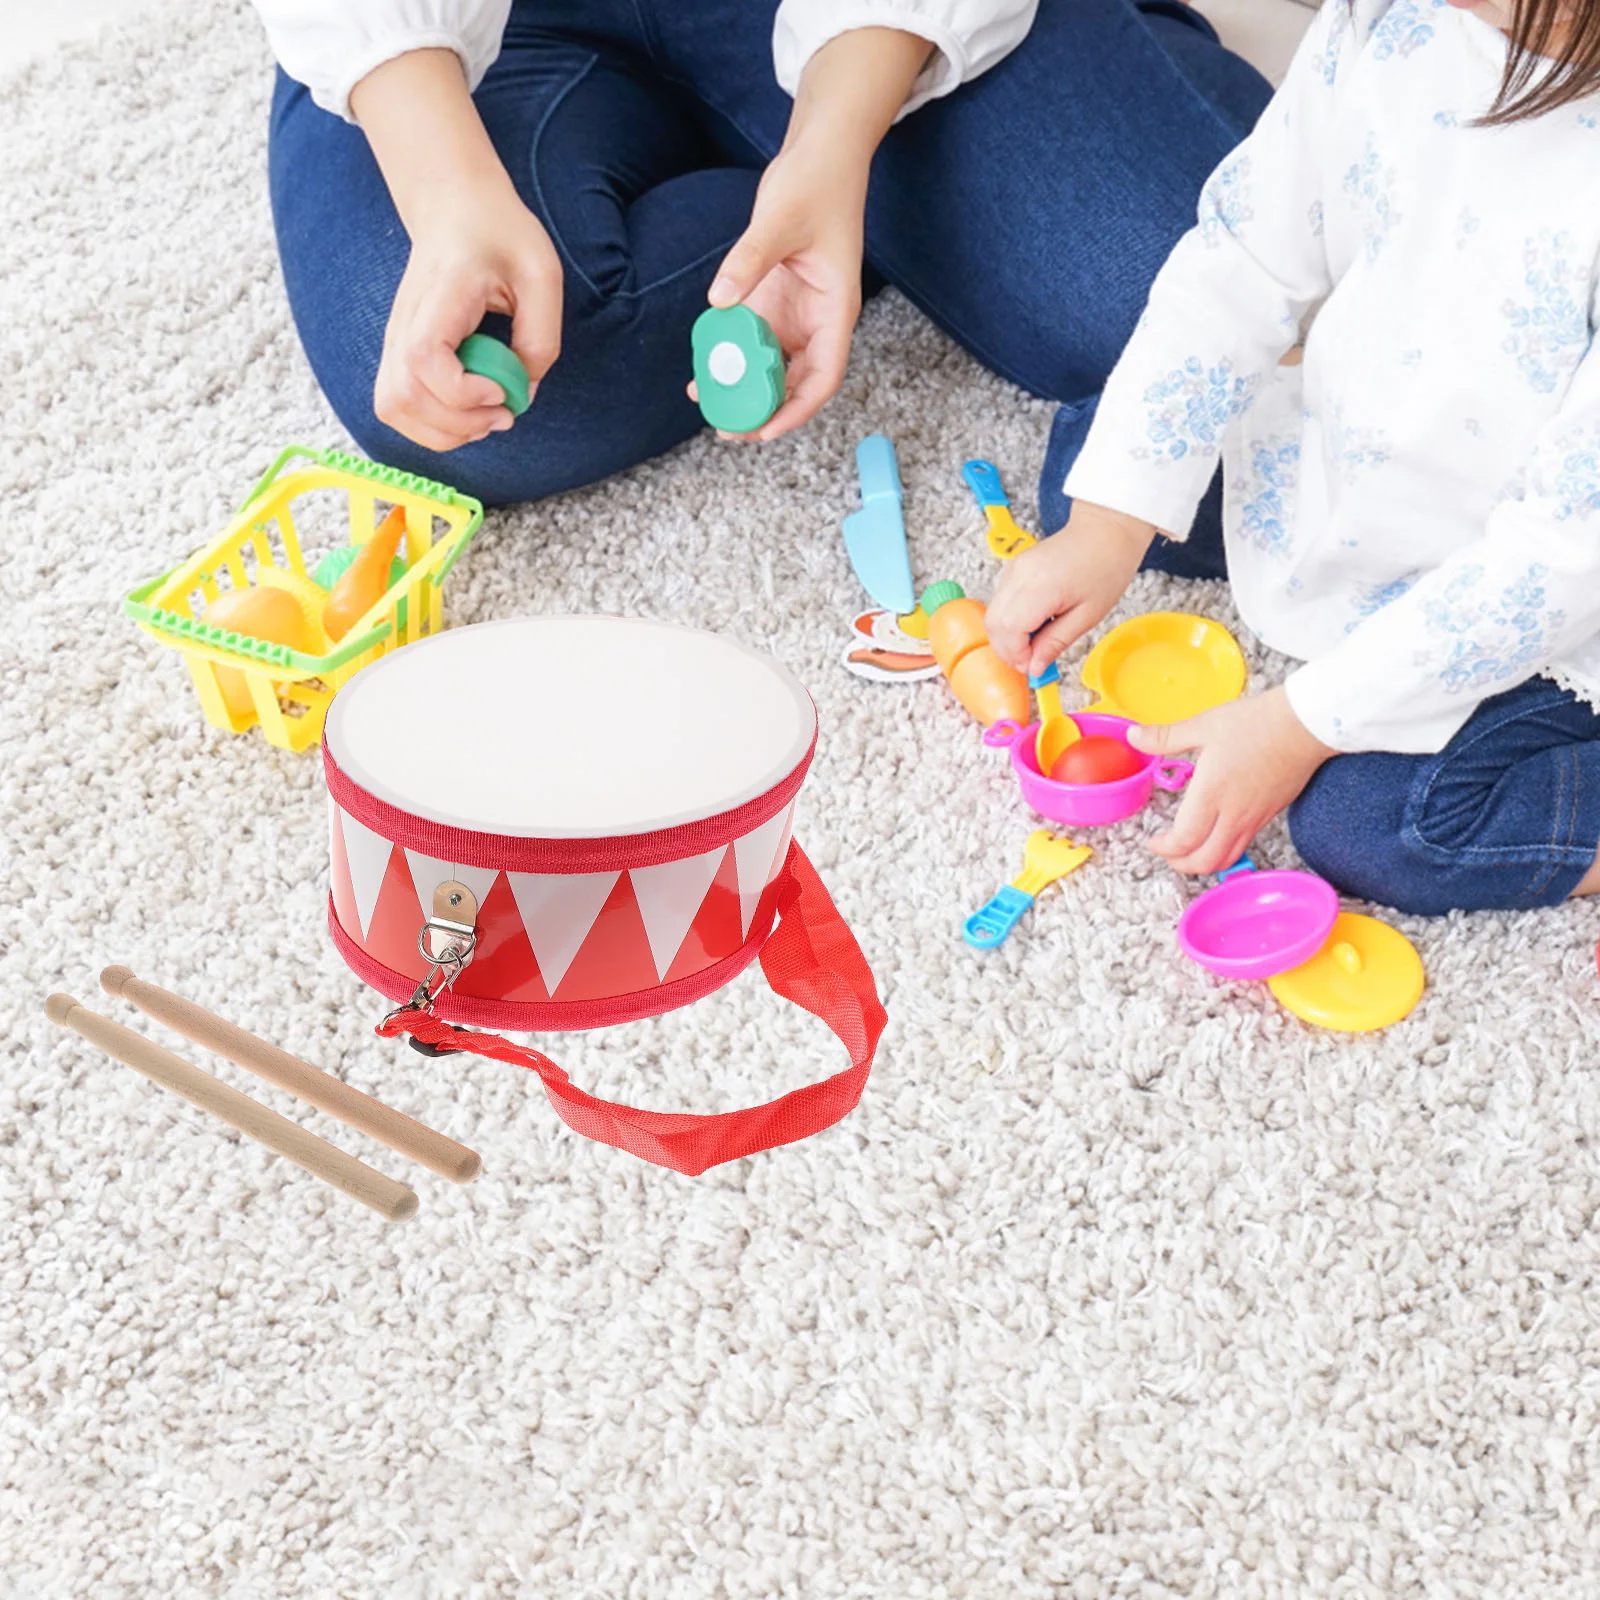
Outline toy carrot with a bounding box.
[323,505,407,643]
[921,581,1028,727]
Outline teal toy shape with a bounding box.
[841,434,916,614]
[456,334,531,416]
[691,305,785,433]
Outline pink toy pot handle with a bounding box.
[984,719,1026,750]
[1153,757,1193,792]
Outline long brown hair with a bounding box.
[1479,0,1600,123]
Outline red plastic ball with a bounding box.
[1048,735,1144,786]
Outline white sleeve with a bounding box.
[1286,340,1600,754]
[1061,0,1354,539]
[251,0,512,122]
[773,0,1037,118]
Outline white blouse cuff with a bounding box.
[1061,455,1208,545]
[319,30,481,122]
[773,4,970,119]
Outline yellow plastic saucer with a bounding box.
[1267,912,1425,1032]
[1080,612,1247,724]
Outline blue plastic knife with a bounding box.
[841,434,917,614]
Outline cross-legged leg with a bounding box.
[1288,678,1600,914]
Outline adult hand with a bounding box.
[986,501,1156,677]
[374,187,563,452]
[1127,686,1337,875]
[351,48,564,452]
[698,141,865,441]
[691,26,935,440]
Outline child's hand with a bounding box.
[373,184,564,452]
[986,501,1156,677]
[1128,686,1336,874]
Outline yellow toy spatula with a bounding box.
[963,830,1092,948]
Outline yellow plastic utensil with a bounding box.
[963,829,1093,948]
[963,460,1038,561]
[1014,829,1093,895]
[1080,611,1247,725]
[1029,664,1081,774]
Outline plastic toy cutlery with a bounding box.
[842,435,917,613]
[1030,662,1081,774]
[962,459,1037,561]
[963,829,1092,949]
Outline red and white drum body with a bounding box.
[323,617,815,1030]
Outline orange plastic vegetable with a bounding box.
[1048,734,1144,786]
[322,506,407,644]
[204,586,310,720]
[920,582,1028,727]
[927,594,989,675]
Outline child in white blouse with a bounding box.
[988,0,1600,914]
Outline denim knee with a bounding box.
[1287,737,1600,915]
[1286,754,1438,912]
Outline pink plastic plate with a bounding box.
[1175,870,1340,980]
[983,713,1191,826]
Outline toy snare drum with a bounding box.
[323,616,884,1176]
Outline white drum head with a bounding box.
[324,616,816,837]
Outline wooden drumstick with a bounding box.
[46,995,418,1222]
[99,966,480,1184]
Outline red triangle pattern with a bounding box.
[329,808,360,941]
[742,849,792,945]
[457,870,550,1005]
[550,872,659,1002]
[662,845,741,986]
[335,824,789,1003]
[360,846,432,983]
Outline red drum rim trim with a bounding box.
[321,729,816,875]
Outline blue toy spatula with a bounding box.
[841,435,916,614]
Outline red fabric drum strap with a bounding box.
[374,843,885,1177]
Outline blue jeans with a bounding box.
[1137,511,1600,914]
[267,0,1271,507]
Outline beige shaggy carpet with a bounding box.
[5,4,1600,1596]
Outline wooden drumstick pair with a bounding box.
[46,967,482,1221]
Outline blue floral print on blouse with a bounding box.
[1327,406,1393,484]
[1138,358,1259,463]
[1548,425,1600,521]
[1343,137,1401,261]
[1199,156,1253,248]
[1423,564,1568,694]
[1315,0,1349,84]
[1501,231,1591,395]
[1239,438,1301,553]
[1370,0,1447,60]
[1344,573,1419,631]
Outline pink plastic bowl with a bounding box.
[983,713,1192,827]
[1175,870,1339,980]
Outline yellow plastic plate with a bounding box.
[1080,612,1247,725]
[1267,912,1425,1032]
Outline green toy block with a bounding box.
[691,306,784,434]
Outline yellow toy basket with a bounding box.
[126,446,483,752]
